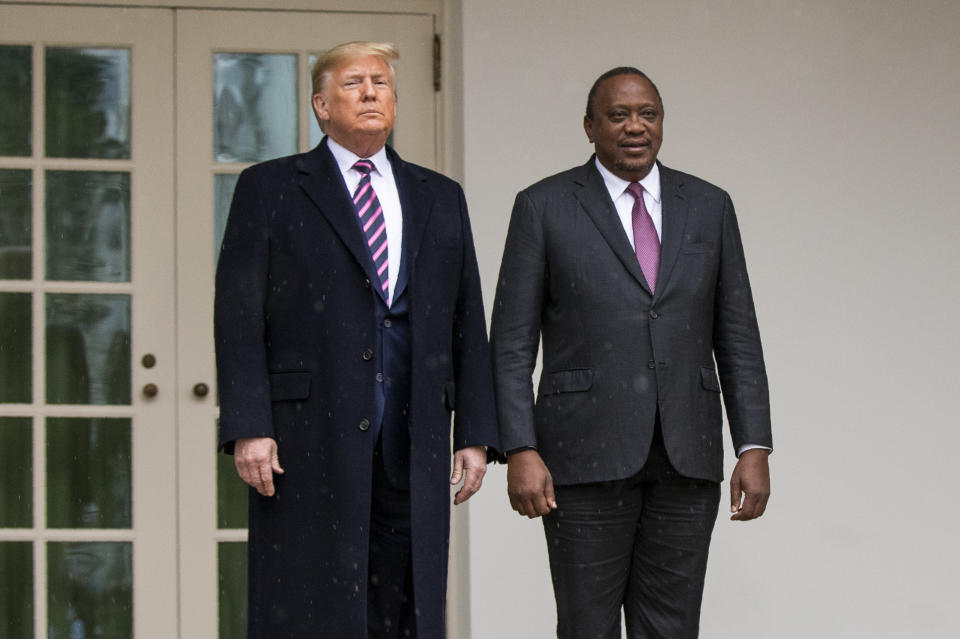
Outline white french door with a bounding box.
[1,2,443,637]
[0,5,177,638]
[173,10,436,636]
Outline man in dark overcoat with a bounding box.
[491,67,772,638]
[215,41,500,639]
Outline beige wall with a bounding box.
[460,1,960,637]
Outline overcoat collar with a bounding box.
[572,157,689,299]
[295,137,434,303]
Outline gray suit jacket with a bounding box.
[490,158,771,485]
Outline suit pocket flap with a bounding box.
[269,371,312,401]
[540,368,594,395]
[444,380,456,411]
[700,367,721,393]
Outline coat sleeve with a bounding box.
[489,190,547,453]
[449,185,503,460]
[712,193,773,452]
[214,168,274,453]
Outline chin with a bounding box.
[616,159,652,176]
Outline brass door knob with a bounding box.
[142,383,159,398]
[193,382,210,398]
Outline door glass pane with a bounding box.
[0,45,31,157]
[217,447,247,529]
[46,171,130,282]
[47,541,132,638]
[45,47,130,159]
[0,417,32,527]
[218,541,247,639]
[0,541,33,639]
[0,169,32,279]
[45,293,130,405]
[0,292,31,403]
[213,53,297,162]
[46,417,131,529]
[213,173,239,260]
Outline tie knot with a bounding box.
[354,159,375,175]
[626,182,644,200]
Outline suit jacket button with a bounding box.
[647,360,656,369]
[383,319,392,328]
[649,310,659,319]
[362,348,373,361]
[358,418,370,431]
[375,372,384,382]
[363,278,371,289]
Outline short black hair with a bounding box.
[585,67,662,120]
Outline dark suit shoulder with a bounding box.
[396,159,462,193]
[658,164,730,199]
[238,151,307,179]
[518,163,590,201]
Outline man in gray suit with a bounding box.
[491,67,772,638]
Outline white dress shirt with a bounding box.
[595,157,662,245]
[327,136,403,305]
[593,157,768,458]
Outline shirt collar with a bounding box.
[326,135,391,177]
[594,157,661,204]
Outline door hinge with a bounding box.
[433,34,441,92]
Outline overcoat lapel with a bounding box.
[387,146,433,300]
[654,164,689,300]
[296,139,388,297]
[573,159,653,295]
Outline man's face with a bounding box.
[584,74,663,182]
[312,55,396,155]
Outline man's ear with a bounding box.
[583,116,594,143]
[312,93,328,121]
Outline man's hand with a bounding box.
[234,437,284,497]
[451,445,488,505]
[729,448,770,521]
[507,449,557,518]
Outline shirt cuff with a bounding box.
[737,444,772,457]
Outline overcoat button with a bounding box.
[383,319,392,328]
[362,348,373,361]
[649,310,659,319]
[358,418,370,431]
[363,278,371,289]
[375,373,384,382]
[647,360,656,369]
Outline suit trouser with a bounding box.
[543,424,721,639]
[368,437,417,639]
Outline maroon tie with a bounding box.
[626,182,660,292]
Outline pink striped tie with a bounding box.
[626,182,660,292]
[352,160,389,304]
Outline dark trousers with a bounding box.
[543,426,721,639]
[368,439,417,639]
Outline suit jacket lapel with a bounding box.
[296,138,387,297]
[389,146,433,301]
[655,164,689,300]
[573,159,653,294]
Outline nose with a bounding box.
[360,78,377,99]
[625,114,645,133]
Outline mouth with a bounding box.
[620,140,650,154]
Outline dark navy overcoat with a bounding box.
[215,139,499,638]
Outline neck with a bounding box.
[329,134,387,159]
